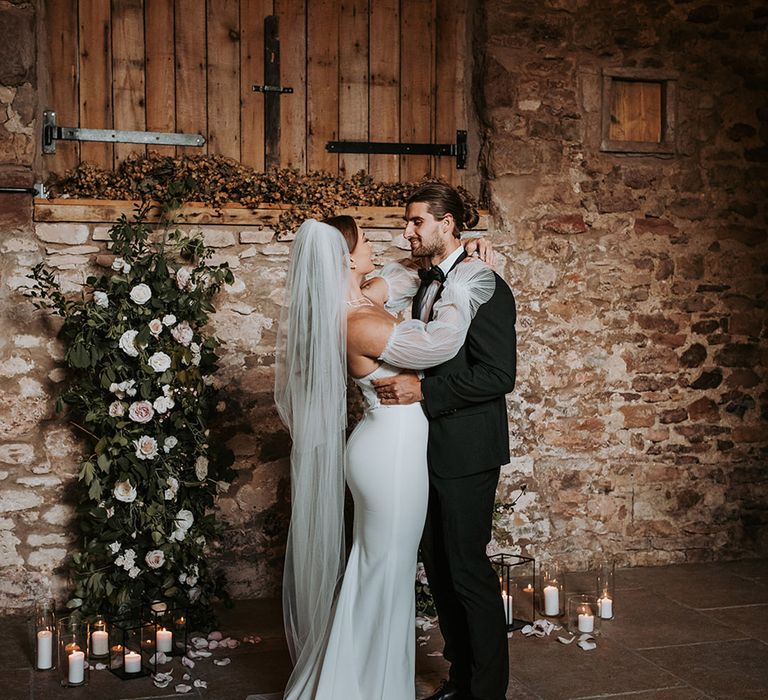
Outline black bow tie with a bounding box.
[418,266,446,284]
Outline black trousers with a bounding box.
[421,467,508,700]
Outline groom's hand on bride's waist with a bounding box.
[373,374,422,405]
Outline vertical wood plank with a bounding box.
[434,0,465,186]
[175,0,207,156]
[306,0,338,173]
[240,0,272,169]
[338,0,368,177]
[112,0,146,165]
[275,0,306,170]
[369,0,399,181]
[145,0,176,157]
[79,0,113,168]
[44,0,80,175]
[207,0,241,160]
[400,0,433,183]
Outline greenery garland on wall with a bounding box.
[26,204,236,623]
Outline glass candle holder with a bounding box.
[57,617,89,687]
[568,594,600,636]
[107,612,153,680]
[596,557,615,620]
[539,561,564,617]
[147,604,189,657]
[89,615,109,659]
[33,597,56,671]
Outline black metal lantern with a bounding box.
[106,610,155,680]
[490,553,535,631]
[146,603,189,657]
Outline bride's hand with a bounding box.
[462,236,495,266]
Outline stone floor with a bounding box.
[3,558,768,699]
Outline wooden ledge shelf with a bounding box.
[34,199,490,231]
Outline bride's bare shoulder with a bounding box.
[347,306,394,355]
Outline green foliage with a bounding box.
[26,204,236,624]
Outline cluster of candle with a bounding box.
[64,642,85,684]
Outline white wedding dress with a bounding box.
[272,222,496,700]
[305,362,429,699]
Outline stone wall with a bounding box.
[479,0,767,567]
[0,0,767,612]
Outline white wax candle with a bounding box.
[36,630,53,669]
[68,650,85,684]
[501,592,513,625]
[124,651,142,673]
[91,630,109,656]
[543,584,560,615]
[599,595,613,619]
[156,628,173,653]
[578,612,595,633]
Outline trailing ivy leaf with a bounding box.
[79,461,96,484]
[88,479,102,502]
[97,453,110,472]
[69,343,91,368]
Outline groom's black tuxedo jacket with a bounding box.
[414,255,516,479]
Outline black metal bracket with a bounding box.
[326,129,467,169]
[252,85,293,94]
[0,183,47,197]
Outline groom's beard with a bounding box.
[410,237,445,259]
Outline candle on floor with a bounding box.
[501,590,513,625]
[124,651,142,673]
[577,608,595,633]
[543,584,560,615]
[91,629,108,656]
[36,630,53,669]
[67,650,85,684]
[156,628,173,653]
[598,595,613,619]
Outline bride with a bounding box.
[274,214,494,699]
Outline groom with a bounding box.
[374,182,516,700]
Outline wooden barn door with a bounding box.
[42,0,470,185]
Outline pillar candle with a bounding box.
[124,651,142,673]
[578,612,595,633]
[68,650,85,684]
[91,630,108,656]
[36,630,53,669]
[501,591,513,625]
[156,628,173,653]
[543,584,560,615]
[599,595,613,619]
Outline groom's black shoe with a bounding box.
[421,680,468,700]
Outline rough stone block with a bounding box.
[716,343,759,367]
[620,404,656,428]
[240,228,276,244]
[0,443,34,465]
[35,223,89,245]
[0,490,42,513]
[633,218,680,236]
[540,214,587,235]
[202,228,237,247]
[688,397,720,422]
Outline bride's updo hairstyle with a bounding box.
[323,215,359,253]
[406,182,479,238]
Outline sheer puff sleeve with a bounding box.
[373,261,421,314]
[379,258,495,370]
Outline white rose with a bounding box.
[194,456,209,481]
[145,550,165,569]
[133,435,158,460]
[175,509,194,531]
[162,384,173,397]
[169,528,186,542]
[108,541,121,554]
[115,554,125,567]
[114,480,137,503]
[164,476,179,501]
[128,566,141,579]
[153,395,175,414]
[129,283,152,305]
[163,436,178,453]
[148,352,172,373]
[162,314,177,326]
[187,575,198,587]
[171,321,194,347]
[128,400,154,423]
[94,291,109,308]
[149,319,163,336]
[190,342,201,366]
[122,262,132,274]
[119,330,139,357]
[111,257,125,271]
[125,380,137,397]
[108,401,125,417]
[176,267,194,291]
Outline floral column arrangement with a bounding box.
[28,205,236,623]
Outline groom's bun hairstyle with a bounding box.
[322,214,359,253]
[406,181,479,238]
